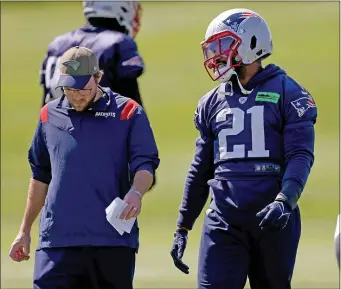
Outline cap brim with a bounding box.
[56,75,92,90]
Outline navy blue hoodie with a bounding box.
[177,64,317,229]
[29,88,159,249]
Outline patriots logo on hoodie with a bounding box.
[291,96,316,117]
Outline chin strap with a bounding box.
[234,72,253,95]
[218,69,253,96]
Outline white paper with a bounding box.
[105,198,126,235]
[120,215,136,233]
[105,197,137,235]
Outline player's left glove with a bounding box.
[170,229,189,274]
[256,201,292,230]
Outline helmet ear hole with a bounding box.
[250,36,257,50]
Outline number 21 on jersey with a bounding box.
[216,105,269,160]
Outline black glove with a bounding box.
[256,201,292,230]
[170,229,189,274]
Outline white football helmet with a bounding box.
[201,8,273,83]
[83,1,142,39]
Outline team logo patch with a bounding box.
[95,112,116,118]
[223,11,256,33]
[255,164,281,173]
[291,96,316,117]
[63,60,80,71]
[255,92,280,104]
[122,55,143,67]
[239,97,247,104]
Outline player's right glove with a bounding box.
[170,228,189,274]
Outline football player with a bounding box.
[170,8,317,289]
[40,1,145,108]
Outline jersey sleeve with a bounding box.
[40,53,49,107]
[177,98,214,230]
[116,37,144,79]
[40,54,47,87]
[194,100,214,141]
[125,100,159,177]
[278,87,317,209]
[39,40,63,106]
[28,106,52,184]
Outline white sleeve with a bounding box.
[334,214,340,269]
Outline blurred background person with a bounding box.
[40,1,145,108]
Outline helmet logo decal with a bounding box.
[223,12,255,33]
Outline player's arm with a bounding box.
[40,46,61,107]
[20,107,52,233]
[170,102,213,274]
[40,54,49,108]
[177,105,214,231]
[177,136,214,231]
[112,38,144,106]
[276,90,317,210]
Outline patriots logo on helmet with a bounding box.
[291,96,316,117]
[223,11,255,32]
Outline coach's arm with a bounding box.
[9,116,51,262]
[119,101,160,220]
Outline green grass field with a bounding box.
[1,2,339,288]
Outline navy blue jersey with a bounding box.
[40,24,144,106]
[29,87,159,249]
[177,64,317,229]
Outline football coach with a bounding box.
[9,46,160,289]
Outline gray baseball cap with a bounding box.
[56,46,100,89]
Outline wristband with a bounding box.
[129,187,142,198]
[276,179,303,210]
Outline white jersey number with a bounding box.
[44,56,62,102]
[216,105,269,160]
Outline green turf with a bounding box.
[1,2,339,288]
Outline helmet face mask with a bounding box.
[202,31,242,82]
